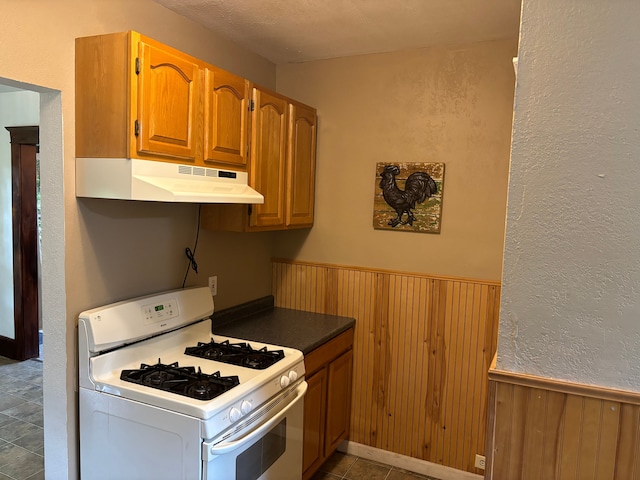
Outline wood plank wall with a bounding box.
[487,361,640,480]
[272,259,501,474]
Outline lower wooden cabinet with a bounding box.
[302,329,354,480]
[325,349,353,453]
[302,367,327,473]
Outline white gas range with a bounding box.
[78,287,307,480]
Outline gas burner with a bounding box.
[120,359,239,400]
[187,381,218,399]
[185,340,285,370]
[144,370,170,386]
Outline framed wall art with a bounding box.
[373,162,445,233]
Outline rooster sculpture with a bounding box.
[379,164,438,227]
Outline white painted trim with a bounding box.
[338,441,483,480]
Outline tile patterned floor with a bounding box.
[0,355,44,480]
[312,452,441,480]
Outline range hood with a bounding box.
[76,158,264,204]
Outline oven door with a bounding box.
[202,380,307,480]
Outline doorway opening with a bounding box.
[0,79,70,478]
[0,88,40,361]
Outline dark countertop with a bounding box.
[211,296,355,354]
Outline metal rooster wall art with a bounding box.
[373,162,445,233]
[379,165,438,227]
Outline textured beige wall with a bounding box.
[0,1,277,477]
[499,0,640,391]
[275,39,517,281]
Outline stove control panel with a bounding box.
[141,298,179,324]
[228,400,254,422]
[241,400,253,415]
[200,360,306,439]
[229,407,242,423]
[279,368,301,389]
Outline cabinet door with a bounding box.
[286,103,317,227]
[204,67,249,169]
[249,87,287,228]
[302,368,327,477]
[136,40,201,162]
[325,349,353,454]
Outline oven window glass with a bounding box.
[236,419,287,480]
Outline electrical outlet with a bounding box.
[475,454,486,470]
[208,276,218,296]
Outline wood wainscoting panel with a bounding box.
[272,259,501,474]
[487,361,640,480]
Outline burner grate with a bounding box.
[120,359,239,400]
[185,339,285,369]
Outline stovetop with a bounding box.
[119,338,288,400]
[120,360,241,401]
[80,320,303,437]
[185,339,285,370]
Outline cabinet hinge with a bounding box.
[134,120,140,136]
[135,57,140,75]
[248,205,252,216]
[249,100,255,112]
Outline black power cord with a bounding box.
[182,205,201,288]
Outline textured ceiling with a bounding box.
[153,0,522,64]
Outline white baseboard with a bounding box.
[337,441,483,480]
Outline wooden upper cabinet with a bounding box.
[286,103,317,227]
[249,87,288,228]
[136,39,201,162]
[76,31,251,171]
[76,31,204,163]
[203,68,249,169]
[76,30,316,214]
[76,31,132,159]
[199,88,318,232]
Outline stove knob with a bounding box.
[229,407,242,423]
[288,370,298,382]
[241,400,252,415]
[280,375,290,388]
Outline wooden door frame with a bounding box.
[0,126,39,360]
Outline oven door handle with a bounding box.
[208,381,307,457]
